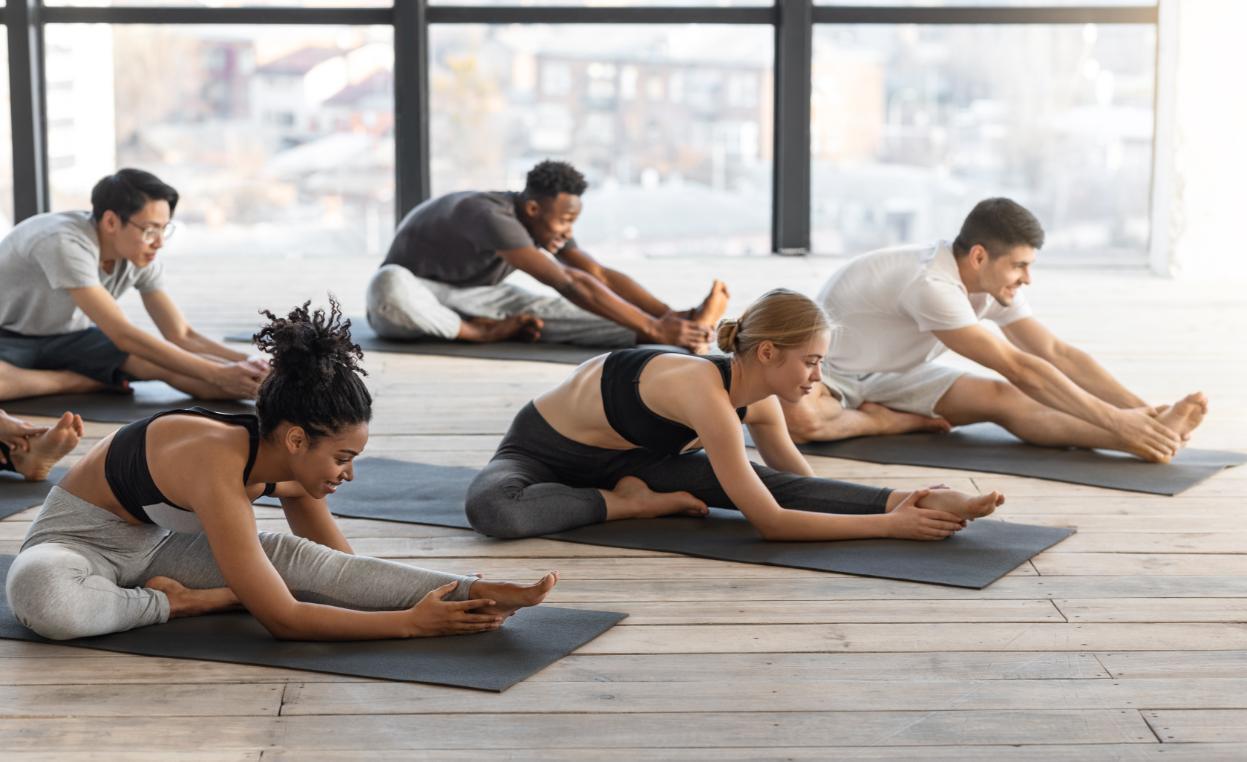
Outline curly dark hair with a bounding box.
[523,159,588,200]
[251,297,372,440]
[952,198,1045,258]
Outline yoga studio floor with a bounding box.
[3,254,1245,760]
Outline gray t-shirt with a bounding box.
[383,191,574,287]
[0,210,166,336]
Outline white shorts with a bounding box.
[821,363,965,418]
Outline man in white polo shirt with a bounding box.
[782,198,1205,463]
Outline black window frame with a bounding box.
[4,1,1160,255]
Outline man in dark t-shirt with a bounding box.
[367,160,728,351]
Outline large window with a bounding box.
[5,3,1162,263]
[811,23,1155,263]
[44,24,395,259]
[0,36,12,232]
[430,24,774,258]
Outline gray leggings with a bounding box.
[466,402,892,538]
[6,486,475,641]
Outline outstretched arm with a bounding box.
[266,481,353,554]
[934,324,1179,460]
[69,285,261,397]
[555,245,671,318]
[680,375,956,541]
[744,396,814,476]
[499,245,708,349]
[194,469,495,641]
[142,290,255,365]
[1002,317,1147,409]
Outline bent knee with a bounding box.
[6,546,98,640]
[465,473,537,539]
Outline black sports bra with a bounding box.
[104,407,276,532]
[600,348,747,455]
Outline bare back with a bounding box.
[533,351,740,451]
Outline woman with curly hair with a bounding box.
[6,299,556,641]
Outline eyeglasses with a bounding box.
[126,219,176,244]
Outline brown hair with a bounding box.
[952,197,1045,258]
[716,289,830,358]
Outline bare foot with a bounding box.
[603,475,709,520]
[859,402,952,436]
[905,487,1004,520]
[1156,392,1208,443]
[469,572,559,618]
[458,314,544,343]
[689,280,731,330]
[11,412,83,482]
[145,576,241,618]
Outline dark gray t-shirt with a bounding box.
[383,191,573,287]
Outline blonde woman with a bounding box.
[467,289,1003,542]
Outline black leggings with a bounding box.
[465,402,892,538]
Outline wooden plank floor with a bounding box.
[3,254,1245,759]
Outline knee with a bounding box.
[6,547,96,641]
[780,398,831,444]
[465,469,534,539]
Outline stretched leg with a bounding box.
[781,382,950,444]
[0,360,106,402]
[936,376,1136,452]
[632,451,1000,521]
[142,530,480,609]
[447,282,635,348]
[632,451,891,515]
[6,543,167,640]
[120,354,230,400]
[466,456,609,537]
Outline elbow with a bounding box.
[257,606,304,641]
[751,515,790,542]
[555,269,594,304]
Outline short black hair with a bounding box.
[90,168,179,223]
[522,160,588,200]
[952,198,1045,258]
[252,297,372,442]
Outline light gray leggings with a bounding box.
[6,486,475,641]
[366,264,636,347]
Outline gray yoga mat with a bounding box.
[774,422,1246,496]
[286,457,1073,589]
[0,468,66,520]
[0,555,624,692]
[226,320,688,365]
[3,381,255,424]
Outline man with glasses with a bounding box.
[0,168,265,402]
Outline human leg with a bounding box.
[365,264,465,340]
[6,542,168,640]
[142,530,480,609]
[780,382,950,444]
[444,282,635,348]
[935,375,1137,451]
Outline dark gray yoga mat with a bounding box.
[226,320,688,365]
[0,468,66,520]
[3,381,255,424]
[776,422,1246,496]
[0,554,624,692]
[292,458,1073,589]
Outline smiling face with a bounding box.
[754,330,831,404]
[99,198,172,268]
[522,193,582,252]
[964,243,1035,306]
[283,422,370,499]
